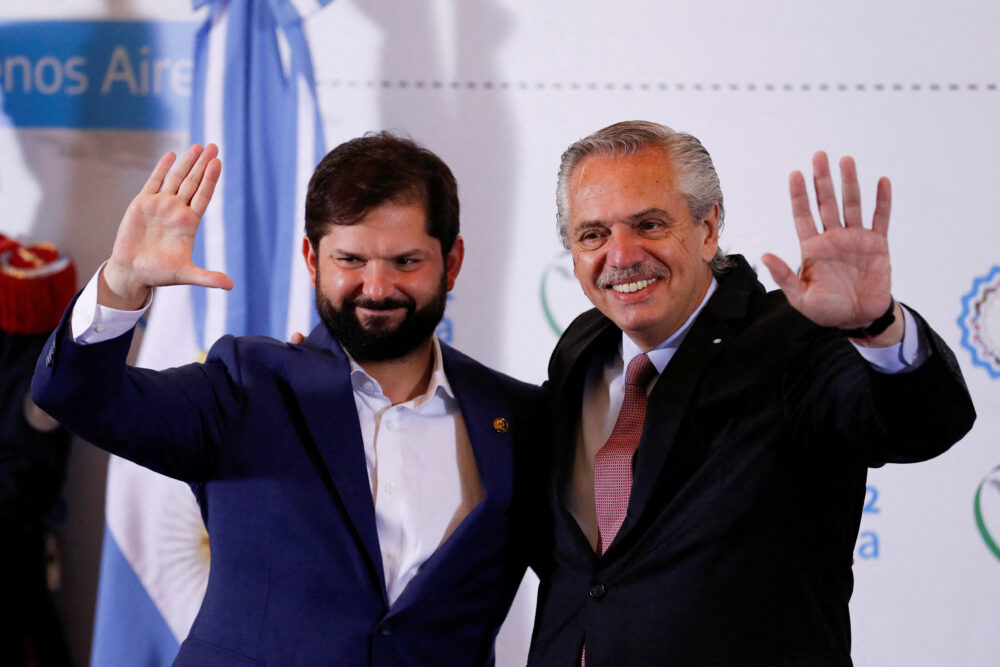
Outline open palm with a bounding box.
[761,152,893,329]
[103,144,232,308]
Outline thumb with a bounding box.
[177,264,234,290]
[760,253,804,304]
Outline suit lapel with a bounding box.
[387,344,514,612]
[441,344,514,510]
[551,316,621,504]
[289,325,386,593]
[549,316,622,557]
[584,258,764,556]
[610,295,745,550]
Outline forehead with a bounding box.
[319,202,436,252]
[568,148,686,222]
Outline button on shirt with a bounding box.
[348,339,483,605]
[69,266,484,606]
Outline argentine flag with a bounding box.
[91,1,332,663]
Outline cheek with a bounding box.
[572,251,596,283]
[319,268,356,303]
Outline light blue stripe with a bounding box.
[219,0,252,338]
[91,528,180,667]
[241,0,288,338]
[189,9,217,351]
[190,0,327,344]
[268,19,322,336]
[268,0,338,27]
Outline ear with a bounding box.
[445,235,465,291]
[302,236,318,288]
[700,203,721,262]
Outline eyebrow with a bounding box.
[329,247,430,258]
[575,207,680,232]
[625,207,679,225]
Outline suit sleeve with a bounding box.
[782,304,975,467]
[31,300,244,483]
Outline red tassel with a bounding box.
[0,236,77,335]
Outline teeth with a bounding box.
[611,278,657,293]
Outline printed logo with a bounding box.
[974,465,1000,563]
[0,21,195,130]
[958,266,1000,378]
[539,250,593,337]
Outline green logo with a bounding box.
[974,465,1000,562]
[539,250,591,337]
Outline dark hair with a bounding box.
[305,131,460,252]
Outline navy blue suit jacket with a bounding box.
[33,307,544,665]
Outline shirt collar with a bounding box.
[347,336,455,407]
[622,277,718,374]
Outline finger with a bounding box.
[872,177,892,236]
[812,151,841,230]
[289,332,306,345]
[178,144,219,206]
[789,171,818,242]
[176,263,234,291]
[840,156,863,228]
[190,157,222,218]
[140,152,177,195]
[161,144,203,195]
[761,253,805,304]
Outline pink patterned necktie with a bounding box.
[593,352,656,555]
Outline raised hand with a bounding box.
[100,144,232,310]
[761,152,901,343]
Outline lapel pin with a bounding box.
[492,417,510,433]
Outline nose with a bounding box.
[361,261,395,301]
[605,226,645,268]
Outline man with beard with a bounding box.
[528,121,975,665]
[32,133,543,665]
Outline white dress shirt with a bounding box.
[346,340,482,604]
[70,268,483,605]
[569,278,928,549]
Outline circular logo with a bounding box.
[974,465,1000,563]
[539,250,594,337]
[958,265,1000,378]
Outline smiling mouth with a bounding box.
[611,278,659,294]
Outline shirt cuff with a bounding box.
[851,305,929,374]
[70,263,152,344]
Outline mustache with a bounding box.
[595,263,668,288]
[345,295,415,311]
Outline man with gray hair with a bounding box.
[529,120,974,665]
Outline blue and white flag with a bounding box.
[91,2,331,664]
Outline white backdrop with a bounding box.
[1,1,998,664]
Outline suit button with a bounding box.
[588,584,607,599]
[378,622,392,636]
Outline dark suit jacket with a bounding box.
[528,256,975,666]
[32,307,544,666]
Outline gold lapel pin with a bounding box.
[492,417,510,433]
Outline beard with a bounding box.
[315,269,448,362]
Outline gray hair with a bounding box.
[556,120,732,275]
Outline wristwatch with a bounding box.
[838,297,896,339]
